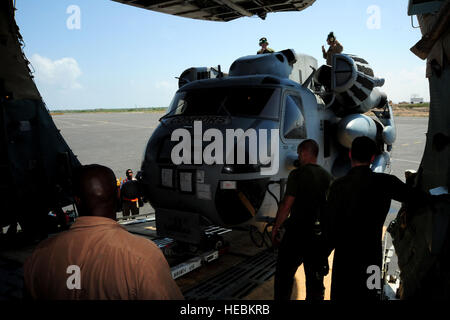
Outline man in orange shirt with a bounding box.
[121,169,140,218]
[24,164,183,300]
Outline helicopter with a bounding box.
[139,48,396,244]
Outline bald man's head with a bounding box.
[297,139,319,165]
[73,164,118,219]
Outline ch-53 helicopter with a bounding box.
[139,48,396,244]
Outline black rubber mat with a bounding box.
[183,249,277,300]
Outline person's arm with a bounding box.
[334,40,343,53]
[386,174,428,205]
[271,170,299,246]
[271,195,295,246]
[383,174,438,224]
[322,45,327,59]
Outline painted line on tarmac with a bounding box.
[57,116,154,129]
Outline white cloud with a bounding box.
[381,65,430,103]
[30,54,82,90]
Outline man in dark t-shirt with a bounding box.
[272,139,333,300]
[325,136,429,301]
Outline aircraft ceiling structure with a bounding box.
[112,0,316,21]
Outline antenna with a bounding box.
[302,66,316,88]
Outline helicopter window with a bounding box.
[283,95,306,139]
[168,88,280,119]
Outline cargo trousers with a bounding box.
[274,225,325,301]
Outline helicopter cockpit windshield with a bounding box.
[166,87,281,120]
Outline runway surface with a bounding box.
[52,112,160,181]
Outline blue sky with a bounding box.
[15,0,428,109]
